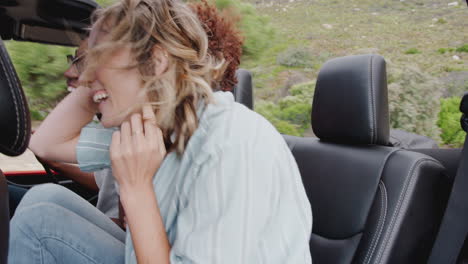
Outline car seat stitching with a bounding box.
[312,76,321,137]
[374,158,434,263]
[0,43,20,149]
[369,55,376,144]
[0,45,20,149]
[360,147,400,262]
[7,50,27,150]
[3,43,27,150]
[364,181,387,264]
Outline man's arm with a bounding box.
[30,86,96,164]
[54,163,98,191]
[37,157,98,191]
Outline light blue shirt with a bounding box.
[76,91,312,264]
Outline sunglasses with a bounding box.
[66,54,85,73]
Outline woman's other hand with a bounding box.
[110,105,166,193]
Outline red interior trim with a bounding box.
[4,170,47,176]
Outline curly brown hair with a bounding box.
[190,0,243,92]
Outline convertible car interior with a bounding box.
[1,0,467,263]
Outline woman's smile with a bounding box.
[92,89,109,103]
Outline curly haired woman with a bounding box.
[191,0,243,92]
[9,0,312,263]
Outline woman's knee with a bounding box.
[10,203,125,264]
[9,203,52,263]
[17,183,71,210]
[10,203,87,262]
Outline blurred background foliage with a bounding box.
[387,64,442,141]
[5,42,73,120]
[212,0,276,59]
[438,97,466,147]
[256,81,314,136]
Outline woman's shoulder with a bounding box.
[205,93,279,136]
[187,91,286,161]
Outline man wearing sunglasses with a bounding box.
[34,41,98,191]
[9,41,120,228]
[65,51,85,92]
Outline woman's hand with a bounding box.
[112,105,170,263]
[110,105,166,194]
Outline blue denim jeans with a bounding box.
[7,184,28,218]
[8,184,125,264]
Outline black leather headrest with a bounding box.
[312,54,389,145]
[0,37,30,156]
[232,69,253,110]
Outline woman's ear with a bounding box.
[152,46,169,76]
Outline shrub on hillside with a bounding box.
[214,0,275,59]
[439,45,468,54]
[456,44,468,53]
[404,48,421,55]
[437,97,465,147]
[278,103,311,130]
[255,81,315,136]
[272,119,302,136]
[388,64,441,140]
[438,48,447,54]
[277,47,314,68]
[289,81,316,98]
[436,18,447,24]
[255,101,301,136]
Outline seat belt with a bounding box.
[428,93,468,264]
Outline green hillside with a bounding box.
[240,0,467,141]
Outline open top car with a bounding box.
[0,0,467,263]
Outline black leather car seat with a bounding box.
[232,69,253,110]
[283,54,450,264]
[0,37,30,156]
[390,129,439,149]
[0,36,31,264]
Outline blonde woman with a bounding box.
[8,0,312,263]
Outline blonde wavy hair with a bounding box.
[80,0,225,154]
